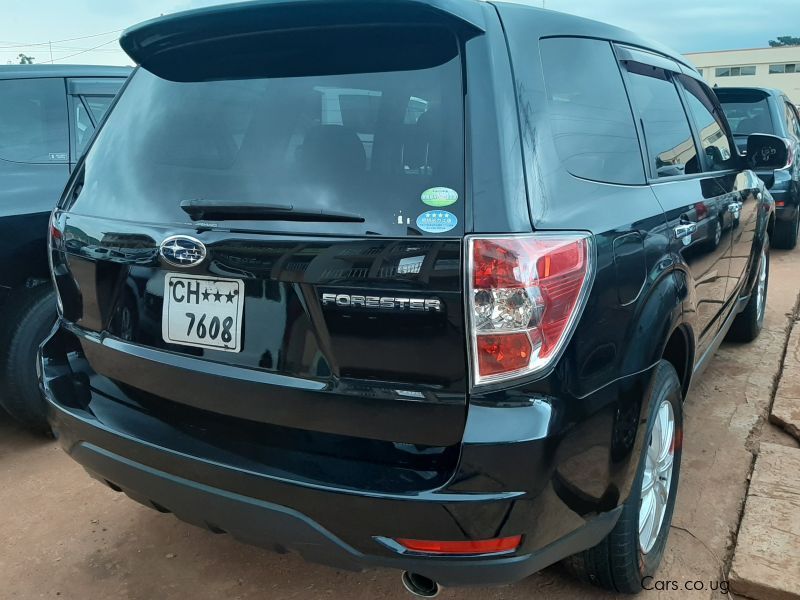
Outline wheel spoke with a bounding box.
[648,435,660,465]
[639,489,658,550]
[658,451,673,477]
[658,411,674,463]
[642,466,655,494]
[640,488,655,524]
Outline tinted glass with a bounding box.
[70,30,464,237]
[785,102,800,137]
[73,99,94,155]
[625,64,698,178]
[84,95,114,122]
[540,37,644,185]
[0,78,68,163]
[678,76,735,171]
[717,91,775,136]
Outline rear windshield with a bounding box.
[717,91,775,137]
[69,29,465,237]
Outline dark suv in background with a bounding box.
[717,87,800,248]
[41,1,785,595]
[0,65,128,432]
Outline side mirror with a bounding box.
[746,134,790,170]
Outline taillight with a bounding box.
[48,210,65,315]
[49,210,64,248]
[467,233,593,386]
[785,140,796,169]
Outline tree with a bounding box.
[17,53,35,64]
[769,36,800,47]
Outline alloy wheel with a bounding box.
[755,248,767,325]
[639,400,675,554]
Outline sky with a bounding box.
[1,0,797,67]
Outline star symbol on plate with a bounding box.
[202,288,211,301]
[225,290,236,303]
[213,289,223,302]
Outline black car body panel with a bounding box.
[42,0,773,587]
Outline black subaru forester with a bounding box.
[42,0,786,595]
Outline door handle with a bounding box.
[674,223,697,238]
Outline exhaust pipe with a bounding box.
[401,571,441,598]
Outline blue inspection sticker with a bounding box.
[416,210,458,234]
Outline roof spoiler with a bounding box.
[120,0,486,81]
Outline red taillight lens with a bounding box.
[49,211,63,245]
[48,210,65,315]
[468,234,592,385]
[395,535,522,555]
[476,332,533,376]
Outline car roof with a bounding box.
[490,1,695,71]
[0,64,131,80]
[121,0,694,73]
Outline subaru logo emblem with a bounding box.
[159,235,207,268]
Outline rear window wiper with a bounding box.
[180,199,365,223]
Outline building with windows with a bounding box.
[684,47,800,104]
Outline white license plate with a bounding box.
[162,274,244,352]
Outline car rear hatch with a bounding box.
[716,88,776,153]
[50,2,484,490]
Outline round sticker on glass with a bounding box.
[416,210,458,234]
[421,187,458,207]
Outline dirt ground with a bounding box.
[2,250,799,600]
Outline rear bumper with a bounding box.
[40,324,651,587]
[764,170,799,221]
[54,432,621,586]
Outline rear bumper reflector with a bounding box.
[395,535,522,555]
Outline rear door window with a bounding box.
[0,78,68,164]
[84,95,114,122]
[716,90,775,136]
[71,94,117,156]
[72,98,95,156]
[624,63,699,178]
[539,37,644,185]
[70,29,465,237]
[785,101,800,138]
[677,76,736,172]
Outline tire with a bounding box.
[565,360,683,593]
[0,284,58,434]
[727,241,769,343]
[771,210,799,250]
[705,218,722,251]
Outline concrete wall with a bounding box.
[684,47,800,104]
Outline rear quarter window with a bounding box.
[539,37,644,185]
[0,78,68,164]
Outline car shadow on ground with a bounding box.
[0,409,53,456]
